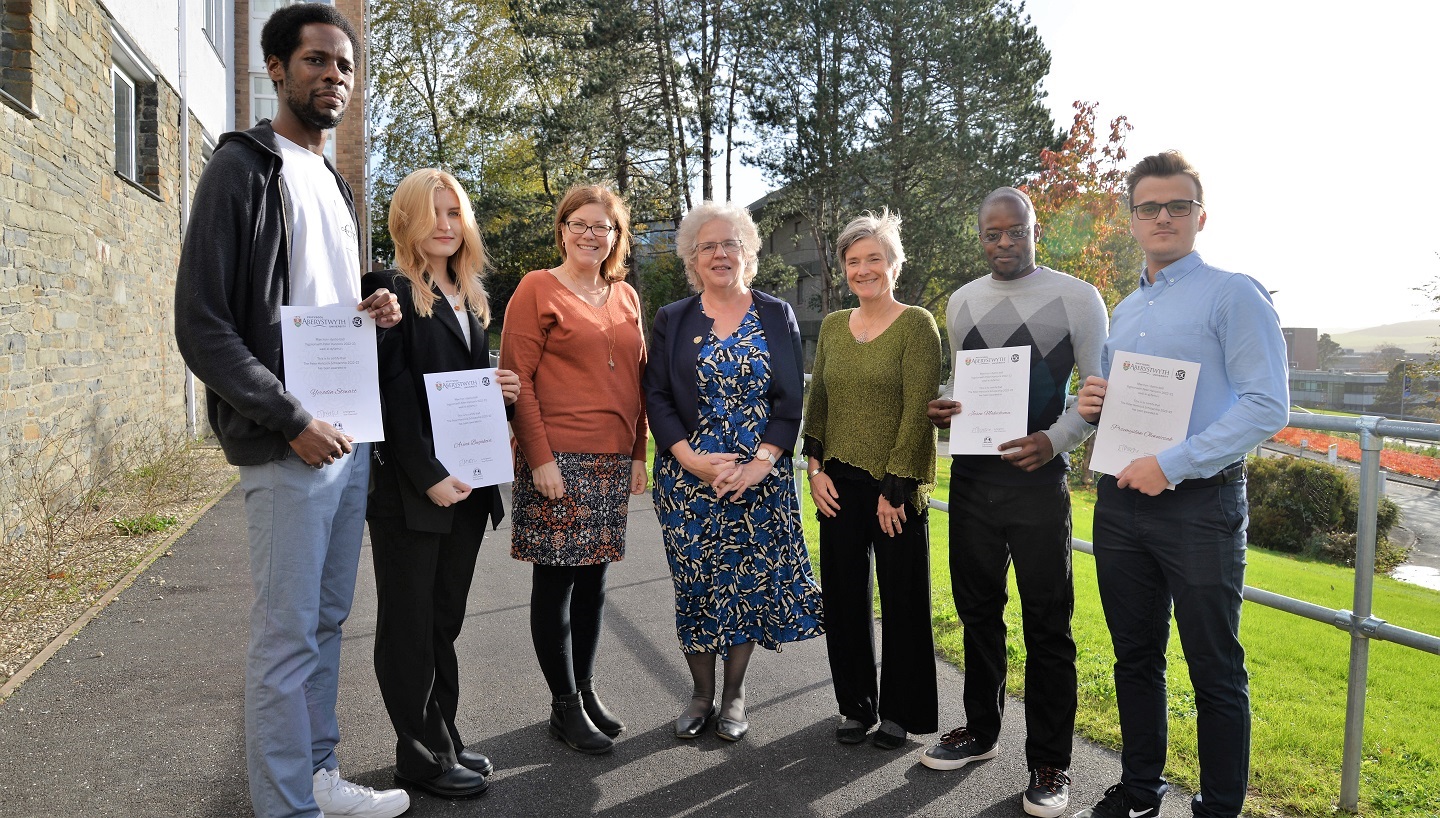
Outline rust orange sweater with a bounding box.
[500,269,647,466]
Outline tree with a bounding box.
[1317,332,1342,369]
[749,0,1058,319]
[1025,100,1139,308]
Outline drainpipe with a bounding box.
[178,0,196,438]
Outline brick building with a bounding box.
[1,0,366,474]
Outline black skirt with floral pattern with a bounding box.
[510,450,631,566]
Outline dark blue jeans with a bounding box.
[948,477,1076,769]
[1093,475,1251,818]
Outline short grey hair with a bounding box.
[836,209,905,271]
[675,201,762,291]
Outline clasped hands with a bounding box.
[680,446,773,501]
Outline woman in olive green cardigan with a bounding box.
[803,210,943,750]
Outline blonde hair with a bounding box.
[388,168,492,326]
[675,201,761,291]
[554,184,632,283]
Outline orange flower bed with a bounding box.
[1271,427,1440,480]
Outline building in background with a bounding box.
[1,0,365,472]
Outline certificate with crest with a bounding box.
[423,368,513,488]
[1089,352,1200,477]
[948,345,1030,456]
[280,305,384,442]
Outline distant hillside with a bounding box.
[1324,320,1439,353]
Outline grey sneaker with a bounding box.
[919,725,998,771]
[1023,766,1071,817]
[1072,783,1159,818]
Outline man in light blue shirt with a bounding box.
[1072,152,1289,818]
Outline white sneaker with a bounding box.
[312,767,410,818]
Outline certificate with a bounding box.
[1089,352,1201,477]
[948,345,1031,456]
[280,305,384,442]
[423,368,514,488]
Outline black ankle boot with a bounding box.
[577,677,625,738]
[548,693,614,754]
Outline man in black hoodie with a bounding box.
[174,6,407,818]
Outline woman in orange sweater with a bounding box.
[499,184,648,755]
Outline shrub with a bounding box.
[1246,455,1406,571]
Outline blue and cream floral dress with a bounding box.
[653,304,825,658]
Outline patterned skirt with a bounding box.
[511,450,631,566]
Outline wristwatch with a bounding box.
[754,448,779,475]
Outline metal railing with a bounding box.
[797,408,1439,813]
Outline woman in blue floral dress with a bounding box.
[645,201,824,743]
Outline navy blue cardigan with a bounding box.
[644,290,805,456]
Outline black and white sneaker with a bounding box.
[1022,766,1070,817]
[1072,783,1159,818]
[919,725,998,771]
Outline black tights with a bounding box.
[682,642,755,722]
[530,563,608,698]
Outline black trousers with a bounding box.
[1093,476,1251,818]
[819,477,938,734]
[948,477,1076,769]
[369,505,485,780]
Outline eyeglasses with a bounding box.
[979,227,1031,244]
[697,239,744,256]
[1131,199,1203,220]
[564,220,615,237]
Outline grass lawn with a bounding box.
[796,459,1440,818]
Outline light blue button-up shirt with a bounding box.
[1102,251,1290,483]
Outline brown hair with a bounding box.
[553,184,632,283]
[1125,150,1204,205]
[388,168,492,325]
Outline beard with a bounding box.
[283,74,346,131]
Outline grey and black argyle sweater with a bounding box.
[942,266,1109,486]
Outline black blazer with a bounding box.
[644,289,805,456]
[361,270,503,534]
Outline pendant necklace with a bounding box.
[854,303,895,343]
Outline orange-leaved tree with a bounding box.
[1023,101,1139,309]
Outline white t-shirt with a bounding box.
[445,292,473,349]
[276,133,361,307]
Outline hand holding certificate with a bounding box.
[947,345,1031,456]
[424,368,514,488]
[280,305,384,442]
[1089,352,1201,477]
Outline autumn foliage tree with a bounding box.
[1024,101,1139,307]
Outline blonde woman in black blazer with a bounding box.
[361,169,519,800]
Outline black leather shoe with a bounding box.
[675,703,718,739]
[835,720,872,744]
[549,693,614,754]
[871,728,907,750]
[715,716,749,742]
[457,748,494,777]
[396,764,489,798]
[578,678,625,738]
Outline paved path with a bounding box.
[0,484,1194,818]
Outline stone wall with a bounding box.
[0,0,197,475]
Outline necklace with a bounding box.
[443,292,463,312]
[853,303,894,343]
[595,296,616,369]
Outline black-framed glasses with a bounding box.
[697,239,743,256]
[565,220,615,237]
[1131,199,1203,220]
[979,226,1031,244]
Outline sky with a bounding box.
[728,1,1440,334]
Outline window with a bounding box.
[110,23,160,195]
[0,0,35,114]
[202,0,225,55]
[112,66,137,180]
